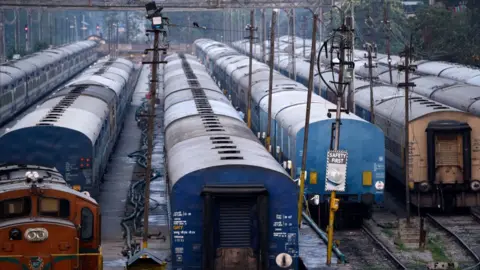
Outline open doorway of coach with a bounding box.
[202,185,269,270]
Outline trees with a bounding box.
[409,6,480,65]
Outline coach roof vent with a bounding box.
[37,85,87,125]
[210,136,230,140]
[213,145,237,149]
[220,156,244,160]
[211,139,233,144]
[218,150,241,154]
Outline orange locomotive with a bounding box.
[0,164,102,270]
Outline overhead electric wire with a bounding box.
[169,24,252,33]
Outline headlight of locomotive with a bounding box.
[24,228,49,242]
[9,228,22,240]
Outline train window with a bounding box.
[81,207,94,241]
[0,197,31,219]
[39,197,70,218]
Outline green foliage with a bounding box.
[333,0,480,66]
[320,0,410,55]
[408,6,480,65]
[427,236,450,262]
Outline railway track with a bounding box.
[426,211,480,269]
[335,224,407,270]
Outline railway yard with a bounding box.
[3,5,480,270]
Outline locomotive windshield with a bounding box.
[0,197,31,219]
[38,197,70,218]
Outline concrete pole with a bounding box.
[0,9,5,63]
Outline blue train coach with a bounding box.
[195,39,386,226]
[164,53,299,269]
[0,57,137,196]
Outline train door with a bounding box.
[202,186,269,270]
[426,121,472,208]
[426,121,471,185]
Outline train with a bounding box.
[195,39,386,227]
[352,48,480,117]
[0,164,101,270]
[352,81,480,210]
[164,52,299,269]
[0,41,99,126]
[236,37,480,210]
[0,57,138,197]
[256,36,480,117]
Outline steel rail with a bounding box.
[361,224,407,270]
[426,214,480,264]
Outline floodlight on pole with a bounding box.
[145,2,163,19]
[145,2,157,17]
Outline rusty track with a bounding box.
[361,224,407,270]
[426,213,480,268]
[334,224,406,270]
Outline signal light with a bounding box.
[96,25,100,30]
[24,25,28,32]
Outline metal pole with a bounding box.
[247,9,254,129]
[287,10,291,79]
[327,27,346,267]
[404,43,411,223]
[67,18,70,44]
[384,1,393,84]
[55,16,58,45]
[261,9,266,63]
[115,22,120,58]
[397,34,415,224]
[73,15,77,42]
[288,9,296,81]
[142,28,161,249]
[266,10,277,151]
[108,22,111,54]
[346,9,355,113]
[367,45,375,123]
[49,12,52,46]
[38,11,42,44]
[15,9,19,52]
[27,9,31,52]
[277,11,280,70]
[223,10,226,44]
[125,11,129,43]
[302,16,306,58]
[0,9,5,63]
[297,13,318,225]
[187,16,191,48]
